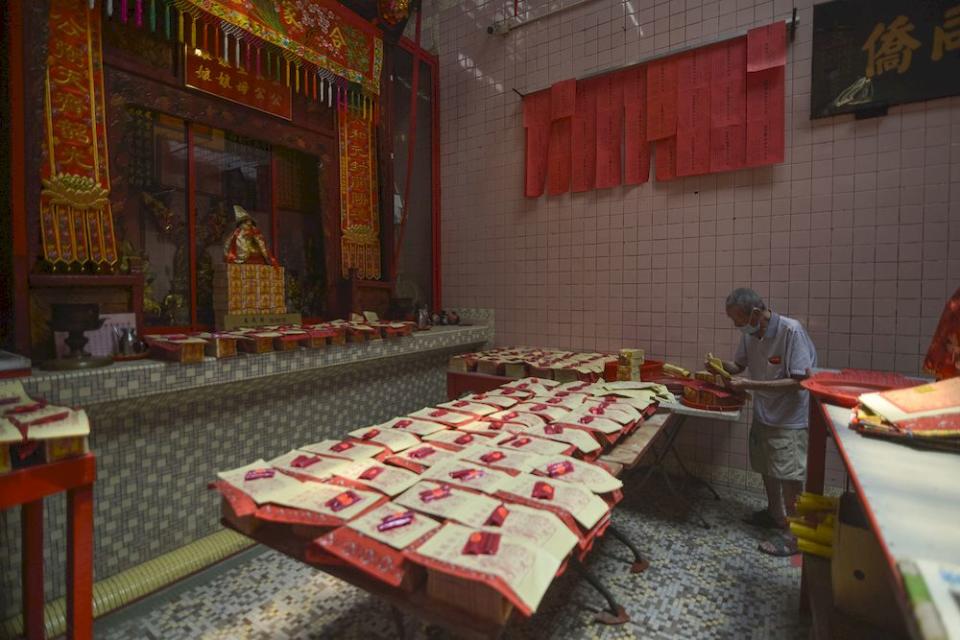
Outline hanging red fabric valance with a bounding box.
[176,0,382,95]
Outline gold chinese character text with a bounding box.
[195,64,212,82]
[217,72,232,89]
[862,15,921,77]
[932,5,960,61]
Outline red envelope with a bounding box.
[291,454,323,468]
[408,446,437,460]
[359,466,385,480]
[419,485,452,502]
[377,511,415,532]
[462,531,501,555]
[485,505,510,527]
[480,450,506,464]
[547,460,574,478]
[243,468,275,481]
[454,433,475,445]
[360,429,381,440]
[532,481,555,500]
[326,490,362,512]
[331,441,355,453]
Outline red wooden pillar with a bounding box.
[22,500,44,639]
[66,485,94,639]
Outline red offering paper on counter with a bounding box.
[746,21,786,72]
[405,522,563,616]
[395,481,502,527]
[268,450,351,481]
[462,530,501,555]
[422,429,492,447]
[535,457,623,494]
[348,425,421,452]
[461,443,545,473]
[409,407,476,427]
[269,482,382,520]
[379,416,448,436]
[422,459,514,494]
[499,475,610,530]
[335,459,421,496]
[496,433,573,456]
[301,439,385,461]
[485,409,547,430]
[514,402,571,423]
[436,400,499,417]
[389,443,458,469]
[464,393,520,409]
[480,502,579,562]
[526,422,602,455]
[347,501,441,550]
[217,459,307,505]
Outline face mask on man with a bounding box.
[737,308,762,336]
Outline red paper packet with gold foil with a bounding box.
[924,286,960,380]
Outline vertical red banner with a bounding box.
[571,80,598,193]
[655,137,677,181]
[675,50,712,177]
[595,75,624,189]
[747,21,786,72]
[745,22,786,168]
[621,67,650,185]
[523,90,551,197]
[646,57,678,141]
[746,66,785,166]
[709,37,747,173]
[548,80,576,194]
[548,119,572,194]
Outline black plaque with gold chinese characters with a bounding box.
[811,0,960,119]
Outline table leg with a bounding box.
[629,415,712,528]
[571,558,629,625]
[805,399,827,495]
[66,484,94,640]
[606,524,649,573]
[22,500,45,640]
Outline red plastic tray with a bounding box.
[801,369,916,408]
[679,396,744,412]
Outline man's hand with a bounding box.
[727,376,750,391]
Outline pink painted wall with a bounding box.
[436,0,960,486]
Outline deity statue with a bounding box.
[223,205,278,266]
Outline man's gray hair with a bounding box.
[725,288,766,313]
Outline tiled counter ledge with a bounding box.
[22,324,492,407]
[1,322,492,626]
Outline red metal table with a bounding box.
[0,454,96,640]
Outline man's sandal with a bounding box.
[758,534,799,557]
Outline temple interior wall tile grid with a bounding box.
[434,0,960,487]
[0,345,479,621]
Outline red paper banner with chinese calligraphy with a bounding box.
[521,21,785,196]
[571,81,598,192]
[39,0,119,268]
[178,0,383,95]
[339,107,380,279]
[186,48,292,119]
[621,67,650,185]
[523,90,551,197]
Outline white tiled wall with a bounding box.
[435,0,960,484]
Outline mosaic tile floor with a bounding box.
[96,477,809,640]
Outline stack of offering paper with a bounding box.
[853,377,960,451]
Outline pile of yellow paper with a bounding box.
[789,492,838,558]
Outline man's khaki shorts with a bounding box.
[749,421,807,481]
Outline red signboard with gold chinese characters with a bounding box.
[339,105,380,280]
[185,48,292,120]
[39,0,119,269]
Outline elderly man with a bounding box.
[711,288,817,556]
